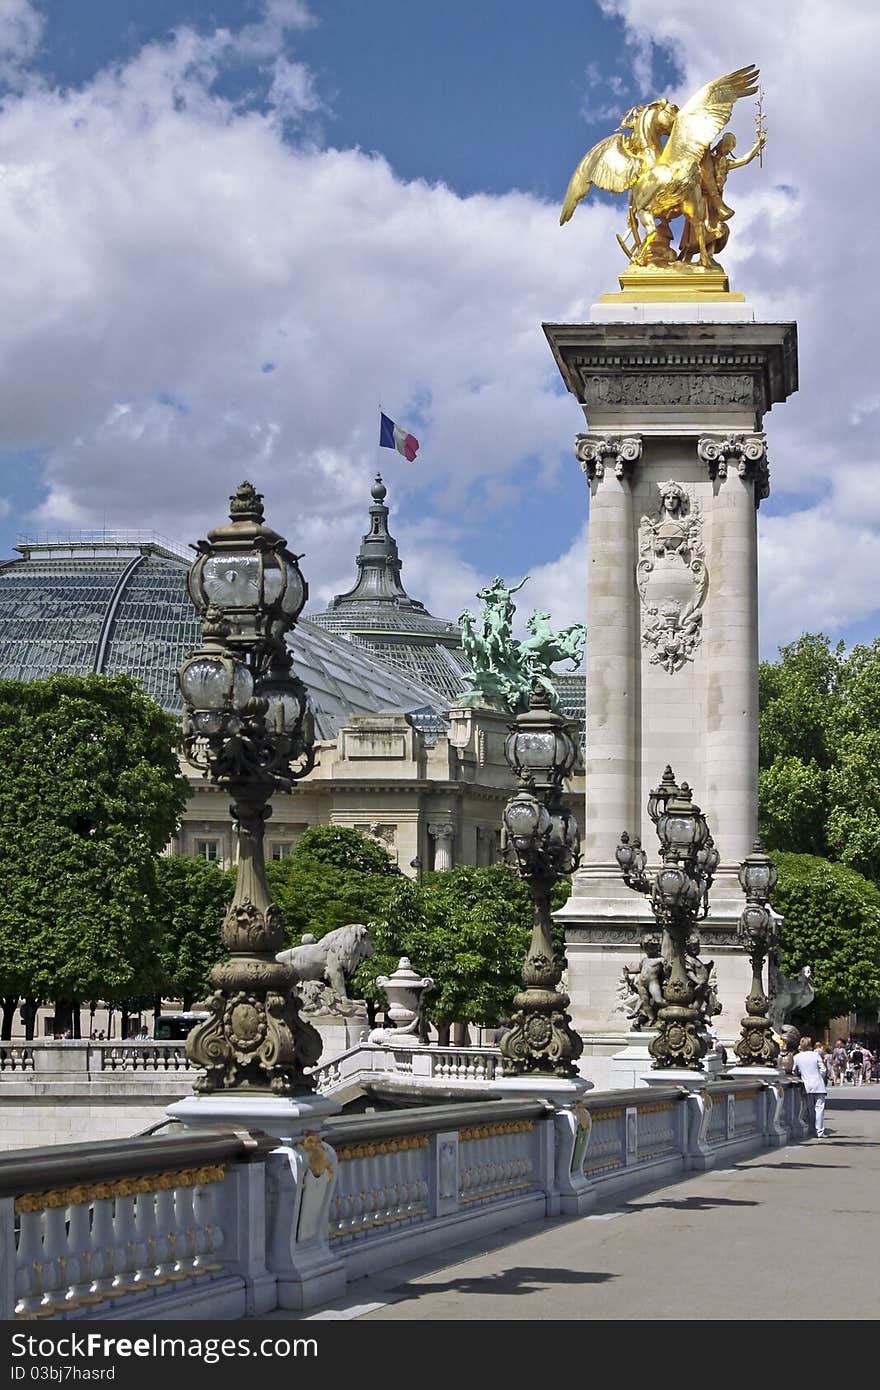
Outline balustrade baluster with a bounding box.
[130,1188,161,1290]
[63,1201,103,1310]
[110,1192,138,1298]
[87,1189,116,1304]
[193,1180,224,1274]
[15,1207,45,1318]
[173,1183,197,1280]
[36,1204,69,1317]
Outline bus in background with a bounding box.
[153,1012,209,1041]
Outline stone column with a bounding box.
[697,433,767,870]
[428,822,455,871]
[574,435,642,867]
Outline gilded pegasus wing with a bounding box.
[559,132,641,225]
[660,64,760,168]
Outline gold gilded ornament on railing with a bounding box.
[560,64,766,301]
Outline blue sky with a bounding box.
[0,0,878,656]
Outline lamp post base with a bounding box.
[166,1091,340,1145]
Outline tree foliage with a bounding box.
[0,676,189,1005]
[153,855,234,1007]
[759,633,880,879]
[773,853,880,1023]
[291,825,401,876]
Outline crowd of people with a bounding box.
[821,1038,878,1085]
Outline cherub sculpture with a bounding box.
[560,65,764,271]
[618,935,666,1031]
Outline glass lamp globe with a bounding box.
[178,650,253,736]
[738,842,778,901]
[659,785,701,857]
[260,666,308,738]
[656,864,687,908]
[505,718,577,789]
[503,791,551,847]
[186,482,308,644]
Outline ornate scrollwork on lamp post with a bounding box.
[178,481,321,1096]
[499,686,583,1077]
[616,767,720,1070]
[733,841,780,1067]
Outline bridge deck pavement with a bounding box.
[283,1088,880,1321]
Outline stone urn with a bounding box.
[370,957,434,1047]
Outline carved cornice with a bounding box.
[698,434,770,504]
[575,434,642,483]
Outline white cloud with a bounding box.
[0,6,619,612]
[0,0,43,84]
[1,1,879,660]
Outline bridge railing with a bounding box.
[0,1077,806,1320]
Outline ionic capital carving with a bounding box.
[428,822,455,842]
[575,434,642,484]
[697,434,769,504]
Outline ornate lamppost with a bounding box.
[176,481,321,1099]
[499,685,583,1078]
[616,767,720,1070]
[733,840,780,1067]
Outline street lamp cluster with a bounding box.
[616,768,720,1069]
[176,484,784,1096]
[499,686,583,1077]
[616,765,780,1072]
[178,482,321,1097]
[734,843,780,1067]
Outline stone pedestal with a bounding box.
[304,1009,369,1062]
[544,305,797,1058]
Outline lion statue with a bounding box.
[276,924,373,1014]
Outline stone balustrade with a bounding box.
[309,1041,502,1106]
[0,1042,200,1151]
[0,1041,194,1077]
[0,1129,279,1321]
[0,1079,807,1320]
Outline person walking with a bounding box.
[832,1040,848,1086]
[850,1041,864,1086]
[861,1044,874,1085]
[792,1035,827,1137]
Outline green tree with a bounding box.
[291,825,401,876]
[361,865,571,1039]
[0,676,189,1030]
[759,633,880,879]
[153,856,235,1007]
[773,853,880,1025]
[266,828,401,957]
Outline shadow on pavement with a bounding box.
[390,1266,616,1299]
[739,1160,850,1170]
[618,1194,758,1213]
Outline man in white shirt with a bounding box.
[792,1036,827,1137]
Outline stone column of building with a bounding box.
[574,436,641,875]
[544,311,798,1089]
[428,822,455,871]
[697,433,768,875]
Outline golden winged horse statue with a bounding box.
[560,65,764,271]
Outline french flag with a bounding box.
[379,411,419,462]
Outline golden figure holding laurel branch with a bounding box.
[560,64,765,274]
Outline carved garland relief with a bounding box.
[637,481,707,674]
